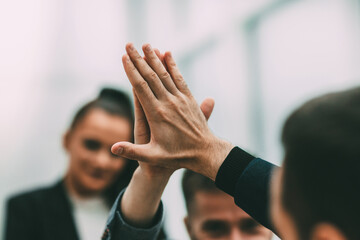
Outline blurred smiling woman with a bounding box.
[5,88,138,240]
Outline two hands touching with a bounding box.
[112,43,233,180]
[117,44,218,227]
[130,47,216,179]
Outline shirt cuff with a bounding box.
[233,158,275,230]
[103,188,164,240]
[215,146,255,196]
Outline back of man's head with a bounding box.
[281,86,360,239]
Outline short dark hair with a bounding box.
[68,87,138,206]
[182,170,222,215]
[281,86,360,239]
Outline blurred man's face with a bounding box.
[185,191,272,240]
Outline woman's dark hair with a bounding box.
[281,86,360,239]
[69,87,138,206]
[70,88,134,130]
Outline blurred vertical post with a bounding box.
[243,0,298,157]
[244,20,265,156]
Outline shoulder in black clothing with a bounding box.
[4,180,79,240]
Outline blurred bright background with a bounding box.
[0,0,359,239]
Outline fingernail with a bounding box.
[117,147,123,155]
[129,44,134,50]
[145,44,152,52]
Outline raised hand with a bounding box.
[118,49,216,228]
[112,43,233,180]
[133,48,215,176]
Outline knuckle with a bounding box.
[168,61,176,67]
[134,54,143,62]
[150,72,158,80]
[159,71,170,80]
[175,75,185,83]
[134,80,149,90]
[167,95,178,107]
[145,71,158,81]
[177,94,187,104]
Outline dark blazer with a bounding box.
[5,180,168,240]
[5,180,79,240]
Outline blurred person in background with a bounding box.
[4,88,166,240]
[182,170,272,240]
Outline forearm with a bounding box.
[120,167,171,228]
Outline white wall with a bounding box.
[256,0,360,164]
[0,0,359,239]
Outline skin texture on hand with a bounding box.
[112,43,233,181]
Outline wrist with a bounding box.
[192,136,234,181]
[134,165,173,184]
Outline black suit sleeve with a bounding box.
[5,197,38,240]
[215,147,279,233]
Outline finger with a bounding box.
[200,98,215,121]
[143,44,178,95]
[133,89,146,121]
[126,43,168,99]
[164,51,191,96]
[111,142,151,162]
[143,50,167,72]
[154,48,168,71]
[122,54,157,110]
[133,89,150,144]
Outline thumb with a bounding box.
[200,98,215,121]
[111,142,150,162]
